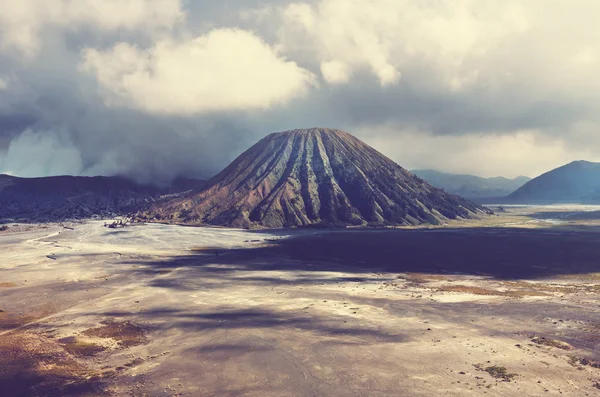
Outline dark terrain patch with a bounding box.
[531,336,573,350]
[0,332,106,396]
[59,336,107,357]
[474,364,518,382]
[82,321,148,348]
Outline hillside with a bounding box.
[411,170,530,199]
[143,128,491,228]
[0,175,205,223]
[506,160,600,203]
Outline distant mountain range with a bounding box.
[411,170,531,199]
[0,174,205,223]
[143,128,490,228]
[505,160,600,204]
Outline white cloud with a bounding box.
[268,0,600,115]
[320,60,352,84]
[276,0,531,88]
[280,0,401,86]
[0,0,184,57]
[574,47,598,66]
[361,126,600,179]
[80,28,317,114]
[0,78,7,90]
[0,129,83,177]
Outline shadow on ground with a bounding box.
[129,226,600,280]
[101,308,405,342]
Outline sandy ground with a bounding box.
[1,206,600,396]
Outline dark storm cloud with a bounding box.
[0,62,255,182]
[311,73,590,136]
[0,82,257,182]
[0,114,37,146]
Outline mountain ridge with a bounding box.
[411,169,531,199]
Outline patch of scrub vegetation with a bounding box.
[82,320,148,348]
[474,364,517,382]
[531,336,572,350]
[59,336,107,357]
[397,273,449,285]
[568,356,600,369]
[557,272,600,281]
[438,285,546,297]
[506,280,600,294]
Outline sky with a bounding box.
[0,0,599,182]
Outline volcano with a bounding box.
[143,128,490,228]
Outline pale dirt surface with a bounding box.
[1,207,600,396]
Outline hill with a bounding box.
[143,128,491,228]
[506,160,600,203]
[411,170,530,199]
[0,175,205,223]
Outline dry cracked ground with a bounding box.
[1,206,600,396]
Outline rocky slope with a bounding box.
[411,170,530,199]
[143,128,491,228]
[0,175,205,223]
[506,160,600,203]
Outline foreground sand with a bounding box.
[1,207,600,396]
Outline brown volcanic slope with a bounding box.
[144,128,490,228]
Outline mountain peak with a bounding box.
[564,160,598,168]
[507,160,600,203]
[272,127,345,136]
[266,128,357,144]
[143,129,490,228]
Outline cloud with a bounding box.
[280,1,401,86]
[80,28,317,114]
[0,0,184,57]
[0,78,7,90]
[277,0,531,87]
[320,61,352,84]
[1,0,600,183]
[361,126,600,178]
[0,129,83,177]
